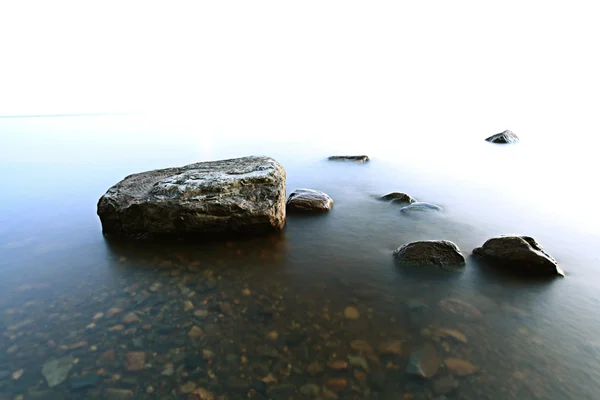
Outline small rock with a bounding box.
[307,362,324,376]
[328,155,369,162]
[183,301,194,312]
[393,240,465,270]
[92,312,104,320]
[327,360,349,370]
[350,340,374,355]
[202,349,215,360]
[344,306,360,320]
[106,308,123,318]
[219,302,232,315]
[108,324,125,332]
[105,388,134,400]
[406,343,440,379]
[348,355,369,370]
[125,352,146,372]
[326,378,348,391]
[99,349,115,361]
[436,328,467,343]
[257,345,279,359]
[149,282,162,292]
[188,326,204,339]
[205,277,217,290]
[354,370,367,382]
[379,192,416,204]
[180,381,197,394]
[266,331,279,341]
[286,188,334,213]
[193,309,209,319]
[189,388,215,400]
[378,340,403,355]
[261,373,278,384]
[485,129,519,144]
[7,345,18,354]
[444,358,478,376]
[146,386,154,394]
[300,383,320,396]
[122,313,140,324]
[12,369,24,380]
[433,375,460,395]
[142,323,152,330]
[241,288,251,296]
[42,356,73,387]
[161,367,175,376]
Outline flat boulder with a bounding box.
[473,235,564,276]
[286,189,333,213]
[328,155,370,162]
[485,130,519,144]
[394,240,466,270]
[400,202,442,213]
[379,192,416,204]
[97,156,286,239]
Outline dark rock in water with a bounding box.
[473,235,564,276]
[328,155,369,162]
[394,240,466,270]
[286,188,333,213]
[485,129,519,144]
[406,343,441,379]
[379,192,416,204]
[97,156,286,239]
[400,202,442,213]
[69,375,101,391]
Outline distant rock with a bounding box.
[473,235,564,276]
[485,130,519,144]
[286,189,333,213]
[328,155,370,162]
[97,156,286,239]
[400,202,442,213]
[394,240,466,270]
[379,192,416,204]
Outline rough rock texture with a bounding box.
[379,192,416,204]
[286,189,333,213]
[485,130,519,144]
[327,155,370,162]
[97,156,286,239]
[400,202,442,213]
[394,240,466,270]
[473,235,564,276]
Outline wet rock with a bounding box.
[326,378,348,391]
[42,356,74,387]
[300,383,320,396]
[149,282,161,292]
[108,324,125,332]
[485,129,519,144]
[328,155,370,162]
[189,388,215,400]
[379,192,416,204]
[180,381,197,394]
[348,355,368,370]
[307,362,324,376]
[188,326,204,339]
[99,349,115,361]
[444,358,478,376]
[193,309,209,319]
[257,345,279,359]
[183,300,194,312]
[344,306,360,320]
[473,235,564,276]
[122,313,140,324]
[394,240,465,271]
[350,340,374,355]
[266,331,279,341]
[106,308,123,318]
[125,352,146,372]
[286,188,333,213]
[436,328,467,344]
[433,375,460,395]
[327,360,349,370]
[406,343,440,379]
[378,340,403,355]
[97,156,287,239]
[105,388,134,400]
[439,298,482,318]
[219,302,233,315]
[205,276,218,290]
[400,202,442,213]
[161,367,175,376]
[12,369,24,380]
[69,375,101,391]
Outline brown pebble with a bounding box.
[122,313,140,324]
[183,301,194,312]
[189,388,215,400]
[125,352,146,372]
[142,324,152,331]
[180,381,197,394]
[378,340,403,355]
[354,370,367,382]
[219,302,232,315]
[241,288,251,296]
[327,378,348,391]
[106,308,123,318]
[99,349,115,361]
[108,324,125,332]
[444,358,479,376]
[69,341,88,350]
[327,359,349,370]
[266,331,279,341]
[188,326,203,339]
[307,362,324,376]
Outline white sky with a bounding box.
[1,1,599,142]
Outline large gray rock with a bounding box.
[286,189,333,213]
[485,130,519,144]
[97,156,286,239]
[473,235,564,276]
[394,240,466,270]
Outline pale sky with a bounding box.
[1,1,599,142]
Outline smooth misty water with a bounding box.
[1,114,600,400]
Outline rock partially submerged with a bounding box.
[394,240,466,270]
[379,192,416,204]
[473,235,564,276]
[485,130,519,144]
[400,202,442,213]
[327,155,370,162]
[286,189,333,213]
[97,156,286,239]
[42,356,73,387]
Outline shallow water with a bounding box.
[1,114,600,399]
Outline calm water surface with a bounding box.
[1,114,600,399]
